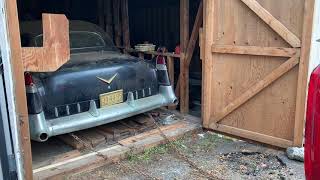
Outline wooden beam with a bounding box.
[211,53,300,124]
[121,0,130,49]
[167,56,175,86]
[113,0,121,47]
[293,0,316,146]
[211,45,299,57]
[122,47,181,58]
[97,0,105,28]
[240,0,301,48]
[175,1,203,106]
[167,56,176,110]
[22,14,70,72]
[138,52,144,59]
[210,124,293,148]
[4,0,33,178]
[179,0,190,114]
[105,0,113,38]
[202,0,215,128]
[199,28,204,60]
[185,1,203,68]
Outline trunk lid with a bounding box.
[31,51,158,119]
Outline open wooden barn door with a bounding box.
[202,0,315,148]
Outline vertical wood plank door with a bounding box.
[202,0,315,148]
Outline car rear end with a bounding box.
[25,53,177,142]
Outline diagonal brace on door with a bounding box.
[240,0,301,48]
[210,52,300,125]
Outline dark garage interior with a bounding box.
[14,0,203,173]
[0,0,316,178]
[17,0,202,116]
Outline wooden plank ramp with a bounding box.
[57,114,157,149]
[33,111,201,179]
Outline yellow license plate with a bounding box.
[99,89,123,108]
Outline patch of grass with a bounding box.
[126,138,192,162]
[125,133,234,163]
[127,143,170,162]
[171,138,195,154]
[193,133,233,150]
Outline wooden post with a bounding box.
[167,56,176,110]
[138,52,144,59]
[202,0,215,128]
[4,0,33,179]
[97,0,105,29]
[180,0,189,114]
[121,0,130,49]
[167,56,175,87]
[113,0,122,47]
[105,0,113,38]
[175,1,203,105]
[293,0,316,146]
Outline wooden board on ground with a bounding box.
[33,112,201,179]
[57,114,159,150]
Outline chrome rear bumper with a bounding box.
[29,85,177,142]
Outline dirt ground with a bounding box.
[68,131,305,180]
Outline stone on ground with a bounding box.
[286,147,304,162]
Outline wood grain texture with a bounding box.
[175,1,203,106]
[97,0,105,28]
[113,0,122,47]
[240,0,301,48]
[22,14,70,72]
[211,45,299,57]
[167,56,176,110]
[202,0,306,147]
[105,0,113,38]
[185,0,203,67]
[199,28,204,60]
[179,0,190,114]
[33,120,200,179]
[167,56,175,87]
[210,124,293,148]
[121,0,130,48]
[211,53,300,124]
[202,0,215,127]
[4,0,33,178]
[293,0,316,146]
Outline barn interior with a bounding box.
[2,0,314,178]
[15,0,203,173]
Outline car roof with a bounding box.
[20,20,107,38]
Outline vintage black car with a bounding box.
[20,21,177,142]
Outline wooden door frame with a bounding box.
[2,0,33,179]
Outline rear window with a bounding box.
[34,31,107,50]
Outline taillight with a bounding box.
[155,55,170,86]
[24,73,43,114]
[25,72,34,86]
[156,55,166,65]
[305,65,320,180]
